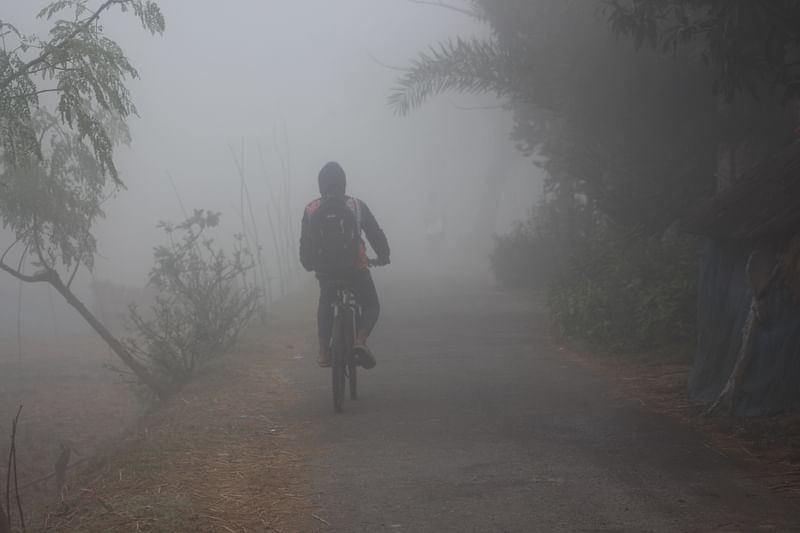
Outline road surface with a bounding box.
[276,273,800,533]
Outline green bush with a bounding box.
[490,202,558,290]
[125,210,262,391]
[548,225,697,352]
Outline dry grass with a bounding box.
[2,287,319,532]
[34,317,315,532]
[0,335,141,517]
[559,345,800,494]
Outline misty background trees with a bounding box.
[393,0,800,355]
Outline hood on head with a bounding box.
[318,161,346,196]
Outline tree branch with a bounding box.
[0,261,49,284]
[366,50,408,72]
[0,238,22,266]
[10,408,24,532]
[31,215,55,275]
[66,254,82,289]
[5,406,24,533]
[9,88,62,100]
[0,0,121,92]
[15,242,30,275]
[406,0,478,18]
[17,458,88,492]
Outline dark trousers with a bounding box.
[317,269,380,342]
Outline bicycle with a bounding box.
[323,260,379,413]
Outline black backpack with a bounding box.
[308,196,360,273]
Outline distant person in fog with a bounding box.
[424,188,446,256]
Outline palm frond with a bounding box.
[388,37,514,115]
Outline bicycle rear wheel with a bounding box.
[348,360,358,400]
[345,307,358,401]
[331,316,346,413]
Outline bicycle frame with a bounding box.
[329,283,360,412]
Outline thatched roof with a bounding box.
[681,142,800,240]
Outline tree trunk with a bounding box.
[555,172,575,264]
[47,272,169,401]
[473,115,515,252]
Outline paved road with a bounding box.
[277,273,800,533]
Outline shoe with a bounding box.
[352,343,376,369]
[317,349,331,368]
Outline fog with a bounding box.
[0,1,541,335]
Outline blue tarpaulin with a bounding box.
[689,240,800,416]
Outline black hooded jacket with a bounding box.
[299,195,390,272]
[299,162,390,272]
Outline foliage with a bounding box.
[0,109,126,277]
[547,224,698,353]
[1,0,164,182]
[125,211,262,390]
[391,0,723,235]
[0,0,163,277]
[396,0,791,359]
[490,200,559,290]
[388,38,512,115]
[0,1,168,400]
[603,0,800,101]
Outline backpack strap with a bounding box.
[346,197,363,235]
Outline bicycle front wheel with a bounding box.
[348,359,358,400]
[331,316,346,412]
[341,305,359,401]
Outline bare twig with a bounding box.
[366,50,407,72]
[269,132,288,295]
[281,120,298,276]
[54,444,71,492]
[0,261,49,283]
[0,499,8,533]
[165,171,189,220]
[5,406,25,532]
[66,254,82,289]
[0,237,22,266]
[11,414,24,533]
[18,458,88,491]
[406,0,478,18]
[15,243,29,278]
[3,421,10,532]
[228,143,264,294]
[17,281,23,363]
[256,143,280,303]
[9,88,62,99]
[311,513,331,526]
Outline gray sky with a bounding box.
[2,0,541,333]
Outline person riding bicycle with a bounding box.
[299,161,390,369]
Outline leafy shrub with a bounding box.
[490,202,559,289]
[125,210,261,391]
[548,224,697,352]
